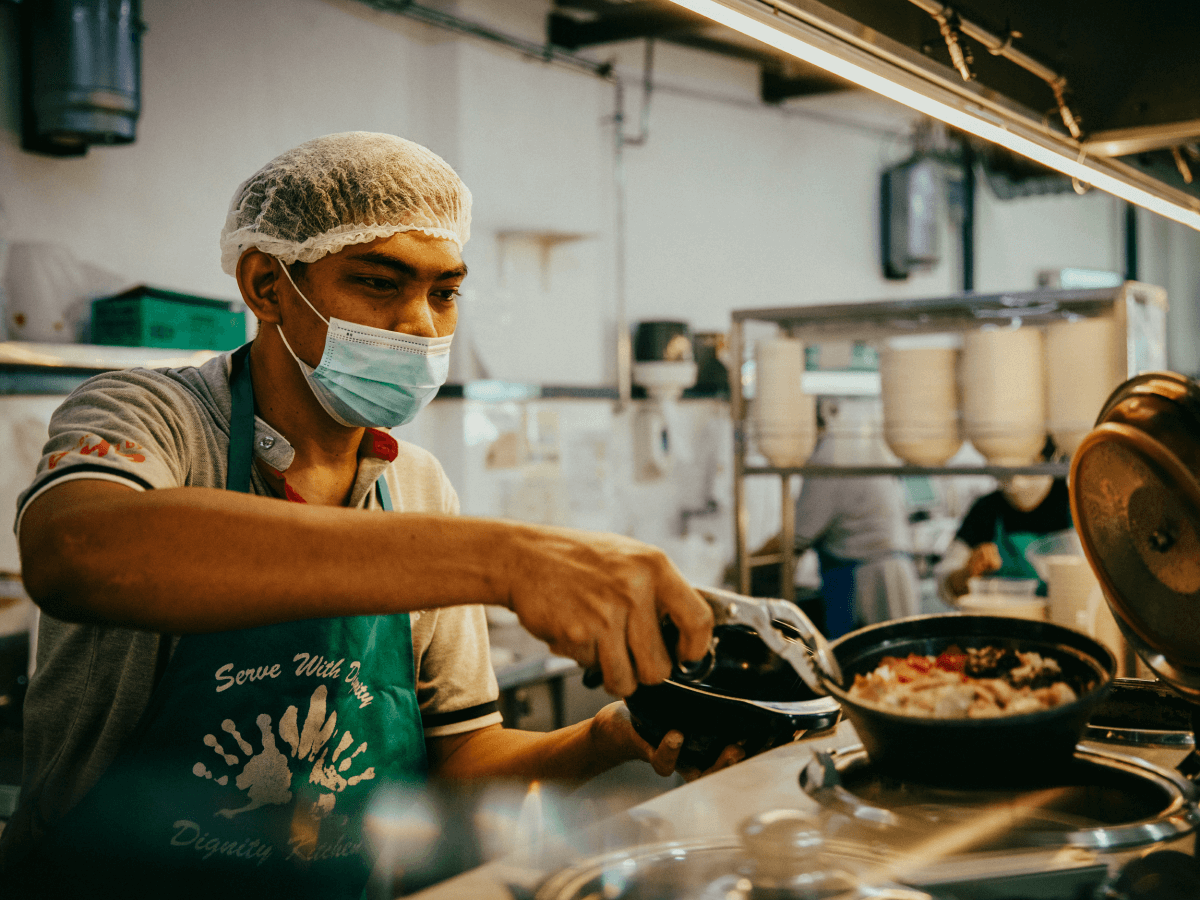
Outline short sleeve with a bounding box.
[377,439,460,516]
[955,491,1003,547]
[14,370,201,537]
[411,605,501,736]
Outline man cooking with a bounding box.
[0,133,728,897]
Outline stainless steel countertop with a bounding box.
[407,720,1198,900]
[408,721,863,899]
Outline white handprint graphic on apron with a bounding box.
[194,684,376,819]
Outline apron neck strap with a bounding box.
[227,343,255,494]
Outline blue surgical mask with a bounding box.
[275,264,453,428]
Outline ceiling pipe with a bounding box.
[612,39,656,411]
[1086,120,1200,158]
[904,0,1082,139]
[354,0,612,78]
[1172,146,1194,185]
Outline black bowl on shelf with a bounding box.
[633,320,693,363]
[624,621,841,771]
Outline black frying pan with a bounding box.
[623,620,841,771]
[821,613,1117,787]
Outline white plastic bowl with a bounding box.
[1024,529,1085,582]
[957,594,1048,621]
[967,576,1041,596]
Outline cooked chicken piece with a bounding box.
[847,646,1079,719]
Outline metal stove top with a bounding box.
[527,735,1200,900]
[411,717,1200,900]
[800,743,1200,853]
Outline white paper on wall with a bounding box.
[0,395,67,573]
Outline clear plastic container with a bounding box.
[1024,529,1085,583]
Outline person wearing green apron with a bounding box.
[29,345,425,897]
[2,134,724,897]
[939,474,1074,601]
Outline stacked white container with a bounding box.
[753,337,816,467]
[961,326,1047,465]
[1043,316,1124,457]
[878,334,963,466]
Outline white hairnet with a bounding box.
[219,132,471,276]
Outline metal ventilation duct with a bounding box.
[19,0,145,157]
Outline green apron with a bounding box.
[39,344,427,898]
[993,518,1047,595]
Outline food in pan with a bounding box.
[847,645,1078,718]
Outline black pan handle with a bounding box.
[581,653,716,690]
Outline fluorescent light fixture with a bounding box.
[664,0,1200,232]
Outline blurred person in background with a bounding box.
[742,399,921,638]
[937,439,1072,602]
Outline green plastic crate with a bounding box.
[92,286,246,350]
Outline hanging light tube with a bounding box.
[663,0,1200,232]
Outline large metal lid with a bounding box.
[1070,372,1200,701]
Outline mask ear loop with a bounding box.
[274,258,329,367]
[276,259,330,325]
[276,321,310,370]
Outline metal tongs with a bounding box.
[582,585,843,692]
[681,586,844,694]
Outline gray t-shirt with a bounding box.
[1,352,500,866]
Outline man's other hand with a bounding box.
[591,702,745,782]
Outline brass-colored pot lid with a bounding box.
[1070,372,1200,698]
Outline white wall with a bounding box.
[1,0,1197,382]
[1141,210,1200,378]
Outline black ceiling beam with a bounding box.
[548,4,711,50]
[761,68,849,103]
[553,0,628,13]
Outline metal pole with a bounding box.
[613,80,632,410]
[730,319,749,593]
[780,473,796,603]
[962,140,975,292]
[1124,202,1139,282]
[612,42,654,411]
